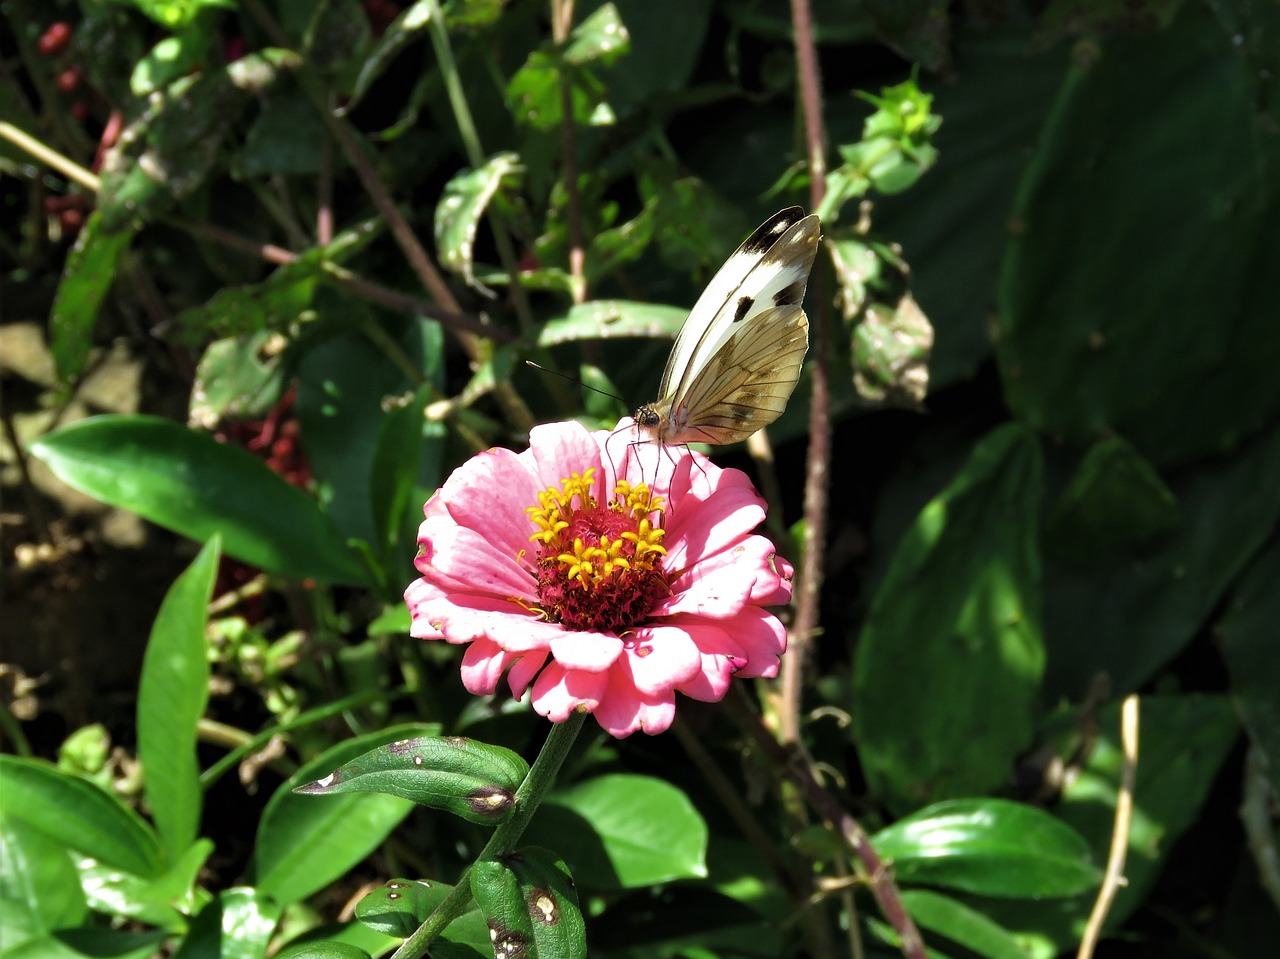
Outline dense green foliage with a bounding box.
[3,0,1279,957]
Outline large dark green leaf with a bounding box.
[853,424,1045,812]
[28,415,367,586]
[0,757,162,878]
[996,3,1280,464]
[523,774,707,889]
[254,726,434,905]
[872,799,1098,898]
[49,211,135,384]
[137,537,219,864]
[1220,539,1280,794]
[1042,421,1280,699]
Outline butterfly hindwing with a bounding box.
[671,305,810,444]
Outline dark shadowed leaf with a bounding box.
[853,424,1045,812]
[49,211,135,384]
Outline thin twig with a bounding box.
[1077,694,1140,959]
[728,688,928,959]
[0,121,101,191]
[317,135,334,245]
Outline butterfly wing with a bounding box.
[663,305,809,445]
[657,207,818,404]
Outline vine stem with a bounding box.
[390,711,587,959]
[552,0,587,304]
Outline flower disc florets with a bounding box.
[405,420,794,738]
[525,470,669,632]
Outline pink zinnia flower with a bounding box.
[404,420,793,737]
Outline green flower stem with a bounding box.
[390,711,588,959]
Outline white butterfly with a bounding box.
[634,206,820,447]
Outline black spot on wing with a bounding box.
[733,296,753,323]
[773,280,805,307]
[738,207,805,255]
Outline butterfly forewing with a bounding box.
[637,206,820,448]
[657,207,814,403]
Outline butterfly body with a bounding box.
[634,207,820,447]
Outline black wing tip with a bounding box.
[740,207,808,254]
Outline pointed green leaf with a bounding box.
[170,887,280,959]
[897,889,1029,959]
[536,300,687,347]
[0,756,162,878]
[295,735,527,824]
[872,798,1099,898]
[563,4,630,65]
[137,537,219,864]
[434,153,524,289]
[502,848,586,959]
[853,424,1045,812]
[254,726,436,904]
[355,879,450,937]
[49,211,135,383]
[342,0,435,114]
[0,818,88,942]
[28,415,367,586]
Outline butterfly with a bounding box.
[633,206,820,447]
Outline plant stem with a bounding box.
[390,711,588,959]
[783,0,832,745]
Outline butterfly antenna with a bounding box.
[525,361,629,405]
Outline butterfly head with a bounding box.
[632,403,665,443]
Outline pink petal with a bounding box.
[625,625,702,695]
[437,446,544,557]
[668,620,749,702]
[528,422,604,496]
[508,651,548,697]
[459,639,515,694]
[594,667,676,737]
[530,662,608,722]
[417,523,535,597]
[550,630,623,672]
[721,607,788,679]
[663,492,767,572]
[410,590,561,652]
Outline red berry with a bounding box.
[59,208,84,232]
[37,22,71,57]
[69,100,89,122]
[57,67,82,94]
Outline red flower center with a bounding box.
[523,469,669,632]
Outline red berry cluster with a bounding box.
[216,389,313,491]
[36,22,90,119]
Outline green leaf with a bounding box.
[1220,539,1280,794]
[501,848,586,959]
[853,424,1045,812]
[1,930,166,959]
[170,888,281,959]
[507,51,615,131]
[49,211,135,384]
[434,153,524,289]
[1042,421,1280,699]
[343,0,436,114]
[369,382,436,568]
[872,799,1099,898]
[130,32,208,96]
[78,839,212,930]
[355,879,450,937]
[171,251,323,344]
[536,300,687,347]
[852,293,934,409]
[897,889,1029,959]
[254,726,434,904]
[234,85,329,177]
[525,774,707,888]
[294,735,528,825]
[275,944,373,959]
[190,332,290,424]
[996,3,1280,464]
[563,3,631,65]
[470,859,536,956]
[1045,435,1180,556]
[0,818,88,944]
[137,537,219,864]
[0,756,163,878]
[97,51,298,230]
[28,415,367,586]
[118,0,234,30]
